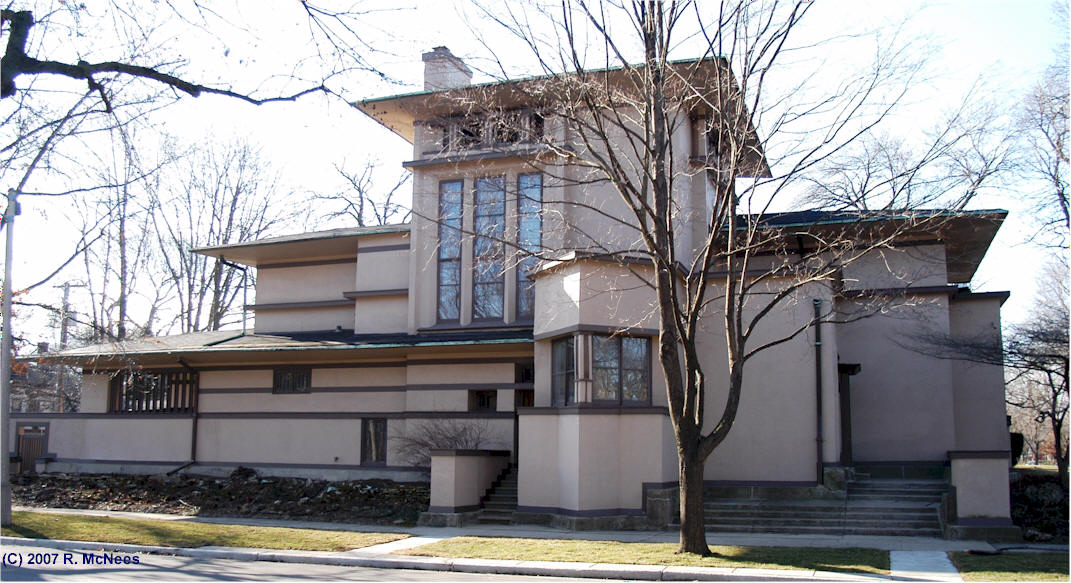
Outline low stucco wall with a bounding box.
[11,415,192,464]
[428,449,510,512]
[950,455,1011,519]
[518,410,674,515]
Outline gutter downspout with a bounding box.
[178,358,200,469]
[219,256,249,335]
[813,299,824,485]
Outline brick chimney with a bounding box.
[422,46,472,91]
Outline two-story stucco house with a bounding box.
[13,47,1017,540]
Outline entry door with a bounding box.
[17,425,47,474]
[838,364,861,466]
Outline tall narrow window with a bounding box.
[516,173,542,320]
[551,336,575,406]
[361,418,387,465]
[592,335,650,404]
[438,180,463,321]
[473,176,505,320]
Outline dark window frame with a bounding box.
[361,418,388,466]
[272,367,311,394]
[468,389,498,412]
[591,335,652,406]
[516,173,542,321]
[472,175,506,321]
[437,179,464,323]
[551,336,576,407]
[108,369,198,414]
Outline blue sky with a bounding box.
[8,0,1068,339]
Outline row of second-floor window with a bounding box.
[108,370,198,414]
[551,334,651,407]
[438,173,542,323]
[426,110,545,155]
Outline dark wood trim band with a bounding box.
[514,505,645,517]
[258,257,358,270]
[12,413,194,420]
[838,285,958,299]
[532,324,659,341]
[357,244,410,253]
[947,450,1011,460]
[427,505,481,513]
[518,406,668,416]
[428,449,511,457]
[343,289,408,299]
[247,300,353,311]
[197,411,516,420]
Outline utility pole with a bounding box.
[53,282,84,413]
[2,188,20,526]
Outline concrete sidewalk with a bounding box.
[8,506,1067,581]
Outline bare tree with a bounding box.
[393,419,496,467]
[315,161,411,227]
[1019,54,1069,246]
[456,0,1010,554]
[152,139,298,333]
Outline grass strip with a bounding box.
[404,536,890,575]
[949,551,1069,582]
[2,511,407,552]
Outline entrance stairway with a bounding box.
[703,478,946,537]
[477,463,518,525]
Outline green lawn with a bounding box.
[950,551,1069,582]
[2,511,407,552]
[405,536,890,575]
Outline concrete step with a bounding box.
[704,501,937,512]
[703,509,937,521]
[704,524,941,537]
[848,494,942,503]
[848,479,946,488]
[482,501,517,511]
[703,516,938,529]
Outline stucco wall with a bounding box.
[951,457,1011,518]
[836,296,957,461]
[948,297,1010,452]
[13,416,192,463]
[254,306,355,333]
[257,263,357,304]
[80,374,111,413]
[840,245,948,291]
[518,411,673,513]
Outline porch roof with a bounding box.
[34,328,534,369]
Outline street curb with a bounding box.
[1,536,885,581]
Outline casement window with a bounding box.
[108,370,197,414]
[473,176,505,320]
[437,180,463,321]
[468,390,498,412]
[437,110,545,153]
[361,418,387,465]
[516,173,542,320]
[272,367,311,394]
[592,335,651,404]
[551,336,576,406]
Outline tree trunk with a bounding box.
[677,450,710,555]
